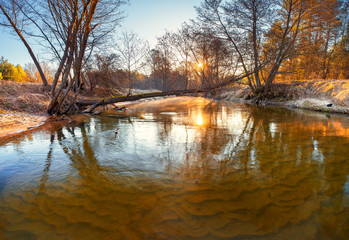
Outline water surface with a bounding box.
[0,97,349,239]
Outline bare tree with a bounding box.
[24,62,52,82]
[170,28,193,89]
[155,32,174,91]
[85,53,119,92]
[195,0,308,95]
[45,0,101,114]
[1,0,127,114]
[148,49,162,90]
[114,31,149,95]
[171,24,237,90]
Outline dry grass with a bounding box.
[224,79,349,107]
[0,81,50,115]
[2,79,349,115]
[281,79,349,106]
[0,81,50,138]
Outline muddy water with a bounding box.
[0,97,349,240]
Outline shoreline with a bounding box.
[0,112,48,140]
[2,79,349,140]
[244,98,349,115]
[1,96,349,142]
[221,80,349,115]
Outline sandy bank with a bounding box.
[0,81,50,139]
[0,112,48,138]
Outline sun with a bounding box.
[197,62,203,69]
[196,113,204,126]
[195,109,205,127]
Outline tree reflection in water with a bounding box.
[0,97,348,239]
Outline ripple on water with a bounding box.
[1,98,349,239]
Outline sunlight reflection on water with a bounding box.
[0,97,349,239]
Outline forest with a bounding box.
[0,0,349,115]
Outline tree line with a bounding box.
[0,0,348,115]
[0,57,52,83]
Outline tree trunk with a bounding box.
[47,48,75,114]
[0,4,48,87]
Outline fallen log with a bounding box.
[82,99,104,113]
[75,72,252,112]
[76,88,206,108]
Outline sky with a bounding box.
[0,0,201,66]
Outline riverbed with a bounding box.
[0,97,348,239]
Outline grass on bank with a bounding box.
[1,79,349,116]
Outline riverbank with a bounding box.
[0,81,50,139]
[1,79,349,139]
[222,79,349,114]
[0,113,47,138]
[0,81,120,139]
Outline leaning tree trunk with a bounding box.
[47,46,75,115]
[47,0,98,115]
[0,4,48,87]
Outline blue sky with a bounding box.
[0,0,201,66]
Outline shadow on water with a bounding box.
[0,97,349,239]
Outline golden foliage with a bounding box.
[0,57,26,82]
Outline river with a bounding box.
[0,96,348,239]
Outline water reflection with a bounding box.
[0,97,349,239]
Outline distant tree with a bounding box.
[132,72,148,90]
[278,0,343,80]
[24,62,53,83]
[331,26,349,78]
[150,25,236,91]
[13,64,26,82]
[0,57,13,80]
[155,32,174,91]
[318,0,342,79]
[24,63,38,82]
[191,28,234,89]
[170,28,193,89]
[0,57,26,82]
[148,49,163,90]
[85,53,120,91]
[114,31,149,95]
